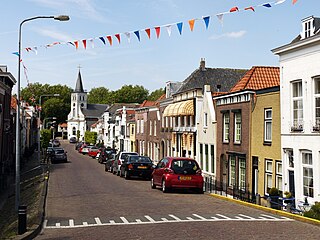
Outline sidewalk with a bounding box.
[0,150,48,239]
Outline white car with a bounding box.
[112,152,139,176]
[81,145,94,155]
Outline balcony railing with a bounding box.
[290,120,304,132]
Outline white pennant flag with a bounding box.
[165,25,172,37]
[125,32,131,43]
[33,47,38,55]
[275,0,286,4]
[216,14,224,25]
[89,38,94,48]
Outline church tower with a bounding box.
[70,70,87,118]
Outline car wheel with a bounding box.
[162,179,169,193]
[117,170,120,176]
[151,177,156,189]
[112,168,116,175]
[105,165,108,172]
[124,170,130,180]
[197,188,204,194]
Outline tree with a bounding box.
[148,88,165,101]
[88,87,112,104]
[42,98,69,125]
[113,85,149,103]
[85,131,97,144]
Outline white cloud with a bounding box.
[210,30,247,40]
[34,28,75,42]
[29,0,108,22]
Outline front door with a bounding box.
[289,170,295,197]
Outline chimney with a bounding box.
[217,84,221,92]
[200,58,206,71]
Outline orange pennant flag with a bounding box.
[188,19,195,31]
[74,41,79,49]
[107,36,112,46]
[155,27,160,39]
[145,28,151,39]
[292,0,298,4]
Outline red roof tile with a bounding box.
[230,66,280,92]
[139,100,155,107]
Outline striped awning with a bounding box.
[163,100,194,117]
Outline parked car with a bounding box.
[69,137,77,143]
[52,139,60,147]
[151,157,203,193]
[105,154,116,172]
[50,147,67,163]
[112,152,139,176]
[75,142,84,150]
[88,146,100,158]
[120,155,154,179]
[98,147,117,164]
[81,145,94,155]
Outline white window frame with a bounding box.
[149,121,152,136]
[314,77,320,128]
[264,109,272,142]
[302,151,313,198]
[265,159,273,194]
[141,119,144,134]
[239,158,246,190]
[234,112,241,143]
[229,156,236,187]
[292,80,303,129]
[276,161,282,193]
[154,120,157,136]
[223,112,230,143]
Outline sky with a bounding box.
[0,0,316,95]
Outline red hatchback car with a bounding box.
[151,157,204,193]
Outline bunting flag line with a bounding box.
[22,0,291,53]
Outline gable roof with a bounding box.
[140,100,155,107]
[105,103,140,115]
[82,103,108,117]
[230,66,280,92]
[175,63,247,94]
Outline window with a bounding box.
[234,112,241,143]
[199,144,203,169]
[264,109,272,142]
[141,120,144,134]
[211,145,215,173]
[150,121,152,135]
[137,120,140,134]
[204,113,208,127]
[239,158,246,189]
[276,162,282,194]
[314,78,320,129]
[223,112,230,143]
[229,156,236,187]
[304,21,311,38]
[205,144,209,172]
[131,125,134,135]
[72,127,76,136]
[154,120,157,136]
[302,152,313,197]
[292,81,303,130]
[265,159,273,194]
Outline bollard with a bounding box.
[18,205,27,235]
[256,194,261,205]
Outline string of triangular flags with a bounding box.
[23,0,298,54]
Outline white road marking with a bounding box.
[120,217,129,223]
[43,220,48,228]
[168,214,181,221]
[44,213,293,229]
[69,219,74,227]
[95,217,102,225]
[145,215,156,223]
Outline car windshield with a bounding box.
[171,160,199,174]
[55,149,65,154]
[128,156,152,163]
[121,153,138,159]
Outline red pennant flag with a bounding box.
[188,19,195,31]
[74,41,79,49]
[244,6,255,12]
[230,7,239,12]
[292,0,298,4]
[107,36,112,46]
[115,34,121,44]
[145,28,151,39]
[155,27,161,39]
[82,40,87,49]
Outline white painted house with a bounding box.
[272,16,320,206]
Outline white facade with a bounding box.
[197,85,217,177]
[272,16,320,206]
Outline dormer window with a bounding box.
[301,16,315,39]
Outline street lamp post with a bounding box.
[38,94,60,165]
[16,15,69,212]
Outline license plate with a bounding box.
[178,176,192,180]
[137,166,147,169]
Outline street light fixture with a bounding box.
[16,15,69,212]
[37,94,60,165]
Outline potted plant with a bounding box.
[268,187,281,210]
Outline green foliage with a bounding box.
[304,202,320,220]
[148,88,165,101]
[77,130,80,142]
[113,85,149,104]
[88,87,112,104]
[41,129,52,149]
[43,98,69,124]
[84,131,97,145]
[269,187,280,196]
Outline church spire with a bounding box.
[74,68,84,93]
